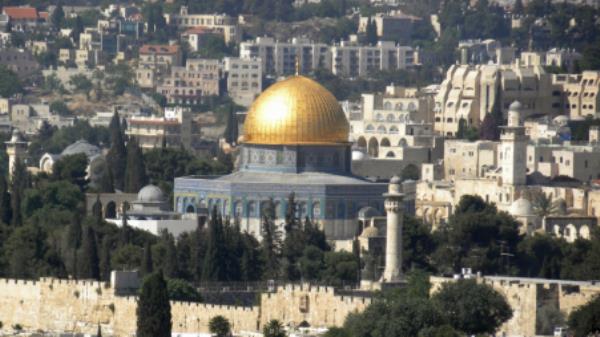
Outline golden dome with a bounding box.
[243,75,349,145]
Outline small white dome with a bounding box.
[352,150,366,161]
[360,226,379,238]
[358,206,381,219]
[137,184,165,203]
[509,101,523,112]
[553,115,569,126]
[510,198,534,217]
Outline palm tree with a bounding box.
[531,191,558,218]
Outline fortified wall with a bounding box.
[0,277,370,336]
[430,275,600,337]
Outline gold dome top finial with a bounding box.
[243,75,349,145]
[295,56,300,76]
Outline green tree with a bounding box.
[202,207,226,281]
[536,304,565,335]
[51,153,88,188]
[141,242,154,276]
[78,225,100,280]
[224,106,239,145]
[99,237,111,281]
[263,320,286,337]
[5,224,50,278]
[209,316,231,337]
[0,175,12,224]
[136,271,172,337]
[365,17,378,46]
[50,101,72,116]
[401,164,420,181]
[322,251,359,286]
[568,295,600,337]
[10,159,29,226]
[69,74,93,97]
[432,279,512,335]
[51,4,66,29]
[166,278,201,302]
[261,199,282,280]
[106,112,127,191]
[124,139,148,193]
[479,113,500,140]
[163,232,180,278]
[0,65,23,97]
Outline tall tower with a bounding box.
[5,129,27,181]
[381,176,404,283]
[500,101,527,185]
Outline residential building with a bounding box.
[331,40,417,77]
[136,44,182,89]
[223,57,262,107]
[435,63,560,136]
[156,58,220,105]
[357,11,420,43]
[240,37,331,76]
[2,6,46,31]
[164,6,240,43]
[520,48,582,69]
[10,103,75,135]
[182,26,221,52]
[0,49,39,80]
[126,106,202,153]
[553,71,600,119]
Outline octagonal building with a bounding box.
[174,75,396,240]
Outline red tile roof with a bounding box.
[3,7,39,20]
[183,26,217,35]
[139,44,180,55]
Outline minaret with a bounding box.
[381,175,404,283]
[4,129,27,181]
[500,101,527,186]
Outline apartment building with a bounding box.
[331,40,416,78]
[126,107,202,153]
[553,71,600,119]
[435,63,560,136]
[223,57,262,107]
[0,49,39,80]
[240,37,331,76]
[527,143,600,182]
[136,44,182,89]
[520,48,582,69]
[240,37,416,78]
[156,59,220,105]
[164,6,240,43]
[443,139,499,181]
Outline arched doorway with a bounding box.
[105,201,117,219]
[368,137,379,158]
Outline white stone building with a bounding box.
[223,57,262,107]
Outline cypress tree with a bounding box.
[99,237,111,281]
[97,324,102,337]
[191,222,205,282]
[479,113,500,140]
[141,242,154,276]
[10,159,29,226]
[164,233,179,278]
[366,17,378,46]
[120,206,132,245]
[261,199,281,280]
[92,195,103,225]
[136,271,172,337]
[97,165,114,193]
[79,225,100,280]
[124,138,148,193]
[202,207,225,281]
[106,112,127,191]
[0,175,12,224]
[224,106,238,145]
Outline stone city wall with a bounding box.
[430,276,600,337]
[0,278,370,336]
[259,284,372,328]
[0,277,259,337]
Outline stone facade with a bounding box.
[430,275,600,337]
[0,278,370,336]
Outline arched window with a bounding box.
[380,138,391,147]
[365,125,375,133]
[312,201,321,219]
[389,126,399,134]
[384,101,392,110]
[395,103,403,111]
[386,151,395,158]
[377,125,387,133]
[376,113,384,121]
[386,114,395,122]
